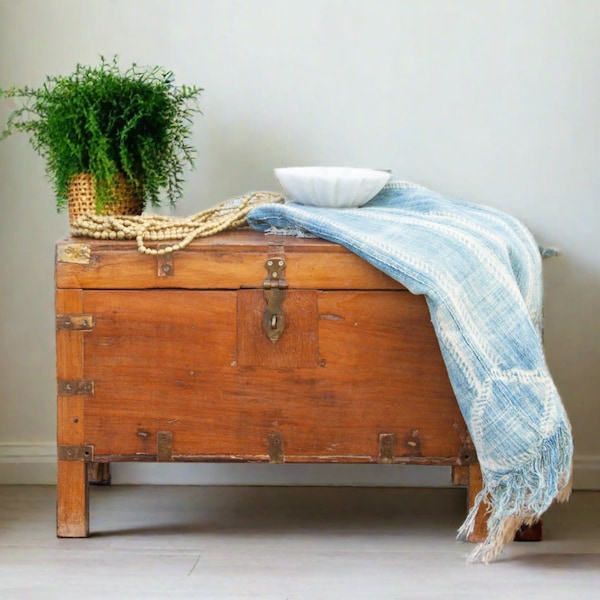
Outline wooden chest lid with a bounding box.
[55,229,403,290]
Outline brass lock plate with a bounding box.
[236,289,318,368]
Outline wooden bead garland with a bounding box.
[70,192,285,254]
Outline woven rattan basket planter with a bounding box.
[68,173,143,225]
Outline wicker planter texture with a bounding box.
[68,173,143,225]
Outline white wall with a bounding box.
[0,0,598,488]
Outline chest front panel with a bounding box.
[56,231,469,467]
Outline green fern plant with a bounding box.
[0,56,202,212]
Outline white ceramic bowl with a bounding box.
[274,167,391,208]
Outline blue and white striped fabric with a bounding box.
[248,177,573,563]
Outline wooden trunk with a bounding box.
[55,229,487,540]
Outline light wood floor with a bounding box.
[0,485,598,599]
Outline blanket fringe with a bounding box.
[457,425,573,564]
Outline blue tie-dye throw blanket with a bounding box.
[248,178,573,563]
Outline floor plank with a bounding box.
[0,486,598,599]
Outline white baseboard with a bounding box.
[0,444,57,485]
[572,454,600,490]
[1,443,598,490]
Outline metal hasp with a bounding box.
[57,243,91,265]
[57,380,94,396]
[263,257,288,343]
[57,445,94,462]
[458,446,477,465]
[56,315,95,331]
[378,432,396,464]
[157,431,173,462]
[157,247,174,277]
[268,433,284,463]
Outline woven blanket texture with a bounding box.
[248,177,573,563]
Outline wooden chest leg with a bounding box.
[456,463,544,542]
[515,519,543,541]
[466,462,488,543]
[57,461,89,537]
[452,463,488,542]
[88,462,112,486]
